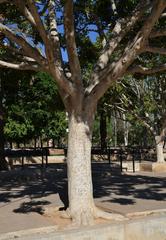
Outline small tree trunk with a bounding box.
[0,130,8,171]
[155,136,164,163]
[0,78,8,171]
[123,114,129,146]
[67,113,95,225]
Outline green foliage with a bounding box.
[5,118,34,141]
[46,111,67,140]
[3,70,66,144]
[97,72,166,145]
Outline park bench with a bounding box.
[64,147,137,172]
[4,148,48,168]
[91,147,136,172]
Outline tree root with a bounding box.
[61,208,94,226]
[60,208,71,219]
[60,206,128,227]
[94,207,128,221]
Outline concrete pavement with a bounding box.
[0,163,165,236]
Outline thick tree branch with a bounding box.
[26,0,55,65]
[47,0,62,65]
[150,29,166,38]
[89,0,151,85]
[0,23,47,67]
[87,0,166,105]
[144,46,166,55]
[0,9,74,97]
[11,1,74,96]
[0,59,41,71]
[128,64,166,74]
[64,0,82,86]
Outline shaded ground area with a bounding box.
[0,163,165,234]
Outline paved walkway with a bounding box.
[0,163,165,235]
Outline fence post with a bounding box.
[45,148,48,167]
[21,150,24,168]
[107,147,111,165]
[132,149,135,172]
[119,149,123,172]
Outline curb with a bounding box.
[0,211,166,240]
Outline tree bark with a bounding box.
[0,79,8,171]
[123,113,129,146]
[155,136,165,163]
[67,113,95,225]
[65,110,127,225]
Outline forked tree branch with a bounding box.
[64,0,82,86]
[25,0,74,96]
[89,0,151,85]
[0,23,47,66]
[0,3,74,97]
[87,0,166,104]
[26,0,55,65]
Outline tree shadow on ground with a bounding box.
[92,163,166,204]
[13,200,51,214]
[0,164,68,214]
[0,163,165,214]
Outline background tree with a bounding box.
[0,0,166,226]
[0,70,8,169]
[4,71,66,148]
[103,73,166,160]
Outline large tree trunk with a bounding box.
[67,113,95,225]
[155,135,165,163]
[65,110,126,226]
